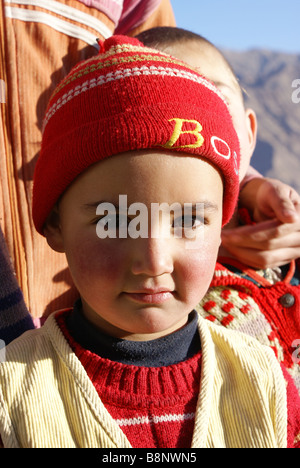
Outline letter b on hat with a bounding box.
[162,118,204,149]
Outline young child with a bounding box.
[136,26,300,395]
[0,35,299,449]
[0,0,176,323]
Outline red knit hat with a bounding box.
[33,35,240,234]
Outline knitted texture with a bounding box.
[281,364,300,448]
[197,260,300,394]
[0,310,291,447]
[32,35,240,234]
[60,310,201,448]
[61,310,299,448]
[0,228,34,345]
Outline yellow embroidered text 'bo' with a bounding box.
[162,118,204,149]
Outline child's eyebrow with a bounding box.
[82,201,117,211]
[81,201,219,213]
[193,201,219,212]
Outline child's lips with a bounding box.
[123,288,174,304]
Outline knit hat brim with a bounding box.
[33,36,240,234]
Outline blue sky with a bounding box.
[171,0,300,53]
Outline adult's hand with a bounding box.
[221,178,300,269]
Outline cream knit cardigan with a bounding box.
[0,313,287,448]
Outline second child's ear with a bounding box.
[43,205,65,253]
[245,108,257,157]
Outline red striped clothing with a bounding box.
[56,310,300,448]
[57,311,200,448]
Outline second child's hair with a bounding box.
[136,26,209,50]
[135,26,246,104]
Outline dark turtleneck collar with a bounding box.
[66,300,201,367]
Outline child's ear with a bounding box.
[43,205,65,253]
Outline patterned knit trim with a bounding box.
[45,41,228,131]
[211,263,240,282]
[196,285,286,366]
[43,64,224,132]
[115,412,195,427]
[199,263,300,395]
[51,49,192,98]
[215,259,296,287]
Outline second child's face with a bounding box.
[164,40,256,181]
[50,151,223,341]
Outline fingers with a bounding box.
[267,186,300,223]
[220,243,300,270]
[223,219,300,249]
[253,180,300,224]
[230,178,300,268]
[221,219,300,268]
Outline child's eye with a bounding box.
[94,213,129,230]
[173,215,205,230]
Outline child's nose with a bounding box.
[130,236,174,277]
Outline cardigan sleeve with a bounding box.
[281,364,300,448]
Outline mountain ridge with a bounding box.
[222,48,300,193]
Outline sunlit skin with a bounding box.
[45,150,223,341]
[145,35,300,269]
[161,39,257,183]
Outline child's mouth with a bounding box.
[123,290,174,304]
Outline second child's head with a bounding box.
[32,36,240,340]
[136,27,257,181]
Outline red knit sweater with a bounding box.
[199,259,300,394]
[57,311,201,448]
[56,310,300,448]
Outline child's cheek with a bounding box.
[66,235,126,285]
[179,246,218,303]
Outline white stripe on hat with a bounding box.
[42,65,228,132]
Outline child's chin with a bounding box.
[124,309,189,340]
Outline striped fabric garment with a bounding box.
[0,228,34,346]
[4,0,113,46]
[100,378,199,449]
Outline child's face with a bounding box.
[48,151,223,340]
[164,40,257,181]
